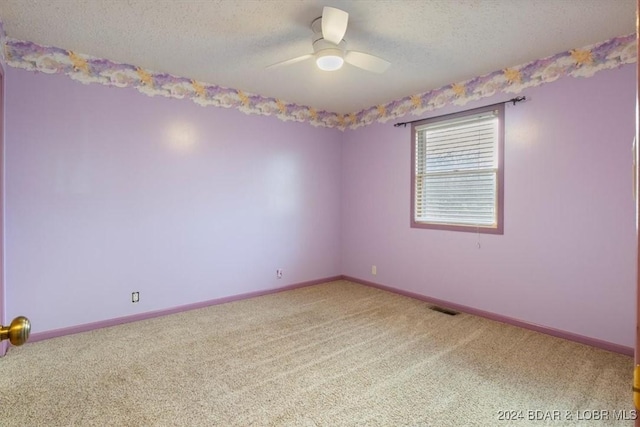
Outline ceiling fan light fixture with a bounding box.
[267,7,390,74]
[316,48,344,71]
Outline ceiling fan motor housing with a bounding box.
[311,16,346,55]
[313,38,346,54]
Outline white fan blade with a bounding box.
[322,7,348,44]
[266,54,313,69]
[344,51,391,73]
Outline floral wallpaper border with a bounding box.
[352,33,637,129]
[2,31,636,130]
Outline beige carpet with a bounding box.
[0,280,634,426]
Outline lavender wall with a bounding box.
[0,63,5,356]
[4,68,342,333]
[342,64,636,348]
[3,59,636,348]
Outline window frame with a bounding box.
[410,103,505,234]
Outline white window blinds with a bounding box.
[414,110,500,227]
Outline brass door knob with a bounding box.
[0,316,31,346]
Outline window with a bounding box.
[411,104,504,234]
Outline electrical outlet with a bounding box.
[371,265,377,275]
[132,292,139,303]
[276,269,283,279]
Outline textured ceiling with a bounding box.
[0,0,635,114]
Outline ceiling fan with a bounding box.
[267,6,391,73]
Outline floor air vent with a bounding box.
[429,306,459,316]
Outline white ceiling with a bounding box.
[0,0,635,114]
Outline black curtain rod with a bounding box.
[393,96,526,128]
